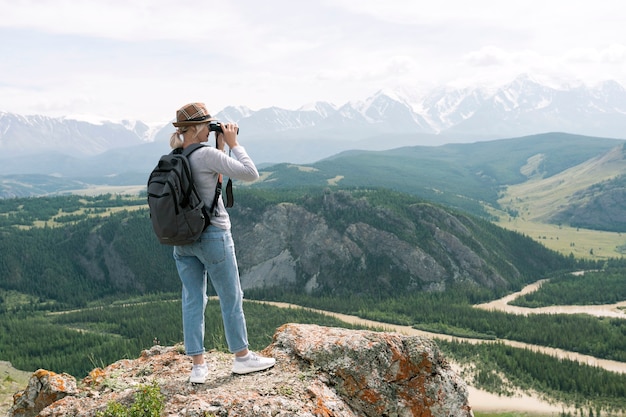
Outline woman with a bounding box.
[170,102,275,383]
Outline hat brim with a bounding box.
[172,117,217,127]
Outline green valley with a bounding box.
[0,189,625,415]
[2,132,626,415]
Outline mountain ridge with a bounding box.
[2,74,626,164]
[1,133,624,235]
[0,189,573,308]
[249,133,625,221]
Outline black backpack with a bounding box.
[147,144,219,245]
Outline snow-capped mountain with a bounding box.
[2,74,626,166]
[440,77,626,137]
[207,74,626,148]
[0,112,152,156]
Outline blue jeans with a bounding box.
[173,225,248,356]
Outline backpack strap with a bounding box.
[170,145,201,208]
[180,143,205,158]
[210,176,223,215]
[180,144,223,219]
[208,137,234,209]
[224,177,233,208]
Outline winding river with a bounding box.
[474,278,626,319]
[259,298,626,375]
[256,275,626,376]
[257,282,626,414]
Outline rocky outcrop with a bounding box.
[8,324,472,417]
[233,191,518,295]
[9,369,77,417]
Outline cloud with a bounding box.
[0,0,236,40]
[1,0,625,122]
[565,44,626,65]
[465,46,508,67]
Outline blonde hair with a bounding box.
[169,124,207,149]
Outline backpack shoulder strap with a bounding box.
[181,143,205,157]
[177,143,224,217]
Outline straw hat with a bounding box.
[172,102,216,127]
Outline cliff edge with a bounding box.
[9,323,472,417]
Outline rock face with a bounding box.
[8,324,472,417]
[9,369,77,417]
[233,191,517,296]
[273,324,472,416]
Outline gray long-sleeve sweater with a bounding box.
[188,145,259,230]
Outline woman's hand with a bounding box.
[221,123,239,149]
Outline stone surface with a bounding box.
[8,324,472,417]
[9,369,77,417]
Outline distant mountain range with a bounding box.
[2,74,626,167]
[2,74,626,204]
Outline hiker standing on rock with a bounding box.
[169,102,275,383]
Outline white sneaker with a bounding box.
[232,352,276,375]
[189,363,209,383]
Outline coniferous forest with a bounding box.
[0,191,625,414]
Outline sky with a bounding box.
[1,0,624,124]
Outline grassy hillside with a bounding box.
[251,133,625,219]
[1,361,30,414]
[548,174,626,232]
[488,143,626,256]
[492,216,626,259]
[498,144,626,225]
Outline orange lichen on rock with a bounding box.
[9,369,77,417]
[82,367,106,387]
